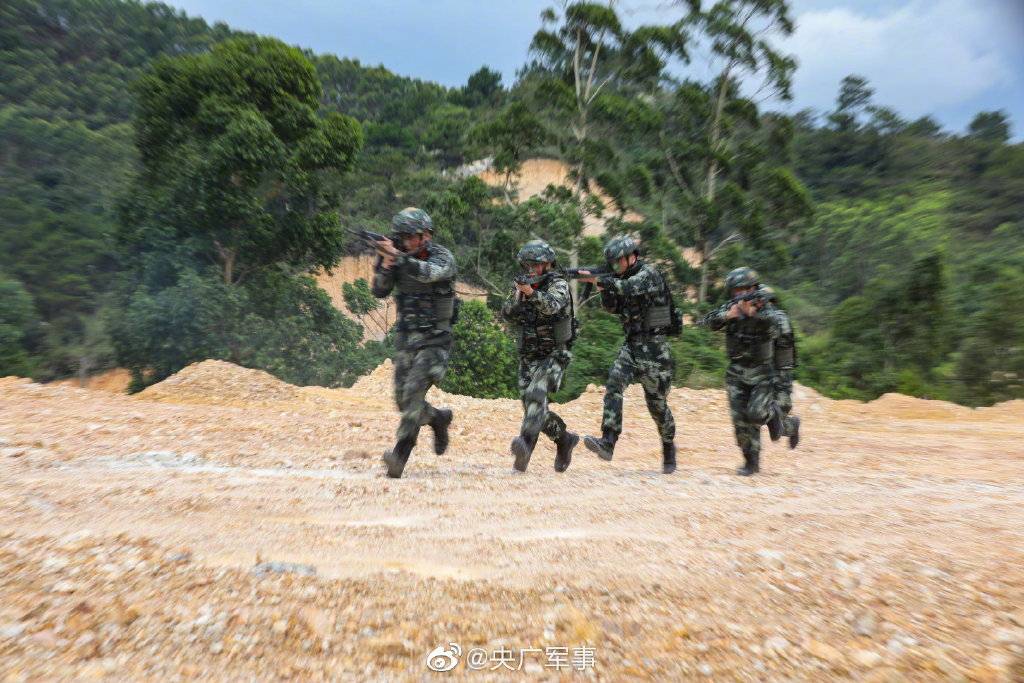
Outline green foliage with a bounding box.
[440,299,518,399]
[0,270,39,377]
[113,37,372,390]
[125,37,362,283]
[460,66,503,107]
[967,111,1011,143]
[342,277,388,339]
[469,101,546,197]
[796,252,955,401]
[112,269,370,390]
[551,309,622,402]
[4,0,1023,411]
[342,278,380,316]
[951,266,1024,405]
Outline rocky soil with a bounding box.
[2,360,1023,681]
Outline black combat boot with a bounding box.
[737,451,760,476]
[430,409,453,455]
[788,415,800,450]
[583,430,618,462]
[766,404,784,442]
[511,432,539,473]
[553,432,579,473]
[383,438,415,479]
[662,442,677,474]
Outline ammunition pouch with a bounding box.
[774,340,797,369]
[518,313,572,358]
[644,304,671,331]
[396,272,455,333]
[727,331,773,363]
[516,278,577,359]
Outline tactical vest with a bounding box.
[395,269,455,333]
[774,336,797,369]
[725,316,774,364]
[517,277,573,358]
[619,264,673,337]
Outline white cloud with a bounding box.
[779,0,1017,118]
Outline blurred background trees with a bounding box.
[1,0,1022,406]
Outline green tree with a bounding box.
[469,101,547,206]
[967,110,1011,143]
[125,36,362,285]
[342,277,387,338]
[462,65,503,106]
[953,266,1024,405]
[828,74,874,131]
[440,299,518,398]
[661,0,810,302]
[114,36,367,389]
[0,270,39,378]
[521,1,677,302]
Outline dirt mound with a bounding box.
[972,398,1024,423]
[47,368,132,394]
[135,360,305,406]
[349,358,395,395]
[865,392,971,420]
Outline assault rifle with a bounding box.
[513,265,614,299]
[345,227,400,254]
[727,287,770,311]
[696,288,770,326]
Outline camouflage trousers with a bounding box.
[726,362,775,458]
[774,369,796,436]
[517,350,571,443]
[392,343,450,446]
[601,336,675,443]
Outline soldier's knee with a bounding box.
[524,383,548,404]
[746,409,767,425]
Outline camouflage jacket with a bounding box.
[502,274,573,359]
[704,299,780,366]
[598,261,672,339]
[372,241,457,349]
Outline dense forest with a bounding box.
[1,0,1022,406]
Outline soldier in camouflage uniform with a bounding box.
[579,237,678,474]
[501,240,580,473]
[761,286,800,449]
[702,267,785,476]
[371,208,457,479]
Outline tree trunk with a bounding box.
[78,354,90,389]
[697,239,710,304]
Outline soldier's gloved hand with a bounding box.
[514,281,534,297]
[596,274,617,291]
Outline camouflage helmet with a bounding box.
[517,239,556,265]
[759,284,777,303]
[391,207,434,237]
[726,267,759,290]
[603,236,640,263]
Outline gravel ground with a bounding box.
[1,360,1023,681]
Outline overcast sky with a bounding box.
[164,0,1024,140]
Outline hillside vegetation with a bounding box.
[1,0,1022,406]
